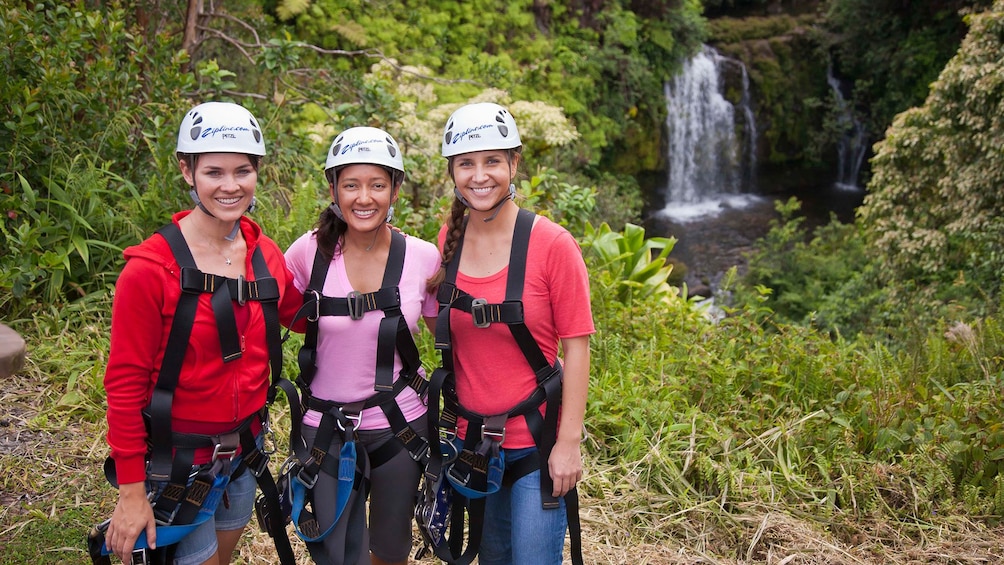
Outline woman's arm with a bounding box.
[423,315,437,335]
[547,334,589,497]
[103,258,164,561]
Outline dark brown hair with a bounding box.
[315,165,402,262]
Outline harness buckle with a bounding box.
[471,298,490,328]
[245,448,270,478]
[481,424,506,444]
[447,462,472,487]
[306,289,321,322]
[211,444,239,463]
[346,290,365,320]
[338,411,362,432]
[296,466,318,489]
[131,548,150,565]
[410,437,431,462]
[236,274,247,306]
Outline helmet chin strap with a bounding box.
[328,201,346,221]
[454,183,516,223]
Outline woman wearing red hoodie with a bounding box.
[101,102,300,565]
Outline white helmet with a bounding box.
[324,127,404,223]
[176,102,266,156]
[324,126,404,177]
[441,102,522,157]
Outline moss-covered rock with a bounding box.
[710,15,833,179]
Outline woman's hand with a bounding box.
[547,436,583,498]
[105,482,156,563]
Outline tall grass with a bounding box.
[580,249,1004,557]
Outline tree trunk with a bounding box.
[182,0,203,70]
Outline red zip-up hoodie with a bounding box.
[104,211,302,485]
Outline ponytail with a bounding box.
[315,175,346,262]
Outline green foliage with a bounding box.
[707,14,813,44]
[581,221,678,307]
[590,171,644,231]
[0,1,194,317]
[0,163,140,311]
[735,197,889,336]
[281,0,704,179]
[859,1,1004,318]
[519,168,597,236]
[585,258,1004,534]
[824,0,993,137]
[14,301,112,424]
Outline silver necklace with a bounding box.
[214,238,238,266]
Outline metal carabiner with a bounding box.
[306,289,321,322]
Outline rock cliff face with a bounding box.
[706,8,836,193]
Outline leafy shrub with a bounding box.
[735,197,888,336]
[0,163,143,311]
[581,221,678,308]
[0,2,195,317]
[859,2,1004,318]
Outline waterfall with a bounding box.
[826,65,867,190]
[738,61,757,193]
[662,46,757,218]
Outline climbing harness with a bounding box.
[415,208,584,565]
[278,229,430,563]
[88,223,296,565]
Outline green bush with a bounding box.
[0,2,195,317]
[582,221,678,308]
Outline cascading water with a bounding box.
[661,45,757,220]
[653,48,866,298]
[826,65,867,190]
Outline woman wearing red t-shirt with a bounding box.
[427,102,595,565]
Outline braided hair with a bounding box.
[426,197,467,292]
[425,147,522,292]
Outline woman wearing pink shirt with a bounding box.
[284,127,440,565]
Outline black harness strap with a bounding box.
[144,223,296,565]
[282,229,427,560]
[425,208,584,565]
[294,229,427,466]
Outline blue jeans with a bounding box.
[478,447,567,565]
[171,468,256,565]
